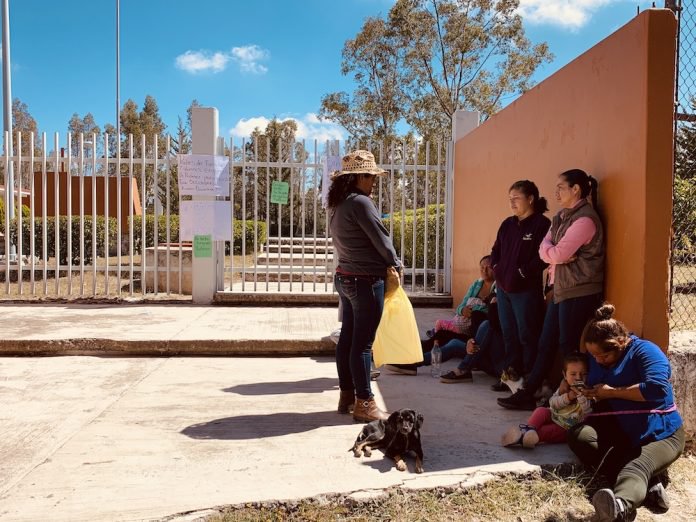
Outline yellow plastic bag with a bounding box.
[372,286,424,367]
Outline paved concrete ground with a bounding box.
[0,304,574,521]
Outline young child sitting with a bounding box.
[501,353,592,448]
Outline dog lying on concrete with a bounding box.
[349,408,424,473]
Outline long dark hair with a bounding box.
[327,174,358,208]
[509,180,549,214]
[560,169,598,209]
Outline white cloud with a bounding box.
[175,44,270,75]
[230,45,270,75]
[175,50,230,74]
[517,0,619,30]
[229,113,346,142]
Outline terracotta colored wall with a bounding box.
[31,171,142,230]
[452,10,677,348]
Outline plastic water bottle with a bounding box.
[431,340,442,378]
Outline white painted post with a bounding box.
[445,109,480,293]
[191,107,223,303]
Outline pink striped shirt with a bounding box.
[539,204,596,285]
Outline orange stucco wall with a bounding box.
[32,171,142,231]
[452,9,677,348]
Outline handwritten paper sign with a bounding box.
[178,154,230,196]
[180,200,232,240]
[193,235,212,258]
[270,181,289,205]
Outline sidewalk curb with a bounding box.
[0,338,336,356]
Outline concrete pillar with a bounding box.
[445,110,480,293]
[190,107,223,304]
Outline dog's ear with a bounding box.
[387,410,402,425]
[415,412,424,430]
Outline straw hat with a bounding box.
[331,150,387,180]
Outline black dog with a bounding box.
[349,408,424,473]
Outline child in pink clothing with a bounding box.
[501,353,592,448]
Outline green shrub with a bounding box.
[9,215,119,265]
[0,199,30,229]
[130,214,180,253]
[383,204,446,269]
[129,214,267,255]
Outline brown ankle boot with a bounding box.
[337,390,355,414]
[353,398,389,423]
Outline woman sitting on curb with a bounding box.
[384,256,495,376]
[569,304,684,522]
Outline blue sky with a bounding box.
[2,0,653,144]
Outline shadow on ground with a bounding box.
[223,377,338,395]
[181,411,351,440]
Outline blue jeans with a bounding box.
[457,320,506,376]
[422,338,467,365]
[334,274,385,400]
[496,286,543,376]
[525,292,602,393]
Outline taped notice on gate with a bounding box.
[178,154,230,197]
[180,200,231,240]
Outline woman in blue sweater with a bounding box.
[568,304,684,522]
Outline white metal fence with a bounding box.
[1,132,453,299]
[225,138,453,295]
[1,131,186,299]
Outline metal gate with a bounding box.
[223,137,453,296]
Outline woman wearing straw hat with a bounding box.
[329,149,401,423]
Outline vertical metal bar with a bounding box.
[116,131,122,296]
[177,144,183,295]
[289,140,295,293]
[30,131,36,293]
[312,139,318,292]
[91,133,97,296]
[435,140,441,292]
[128,134,134,296]
[389,141,394,239]
[253,136,259,291]
[104,132,110,295]
[41,132,47,295]
[265,137,270,291]
[165,135,171,295]
[300,138,306,292]
[16,132,22,294]
[153,134,159,294]
[241,137,247,291]
[424,141,430,293]
[378,141,384,217]
[140,134,146,296]
[54,133,60,295]
[400,140,406,279]
[2,131,8,295]
[66,133,72,295]
[79,133,84,295]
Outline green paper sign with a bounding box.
[270,181,289,205]
[193,234,213,258]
